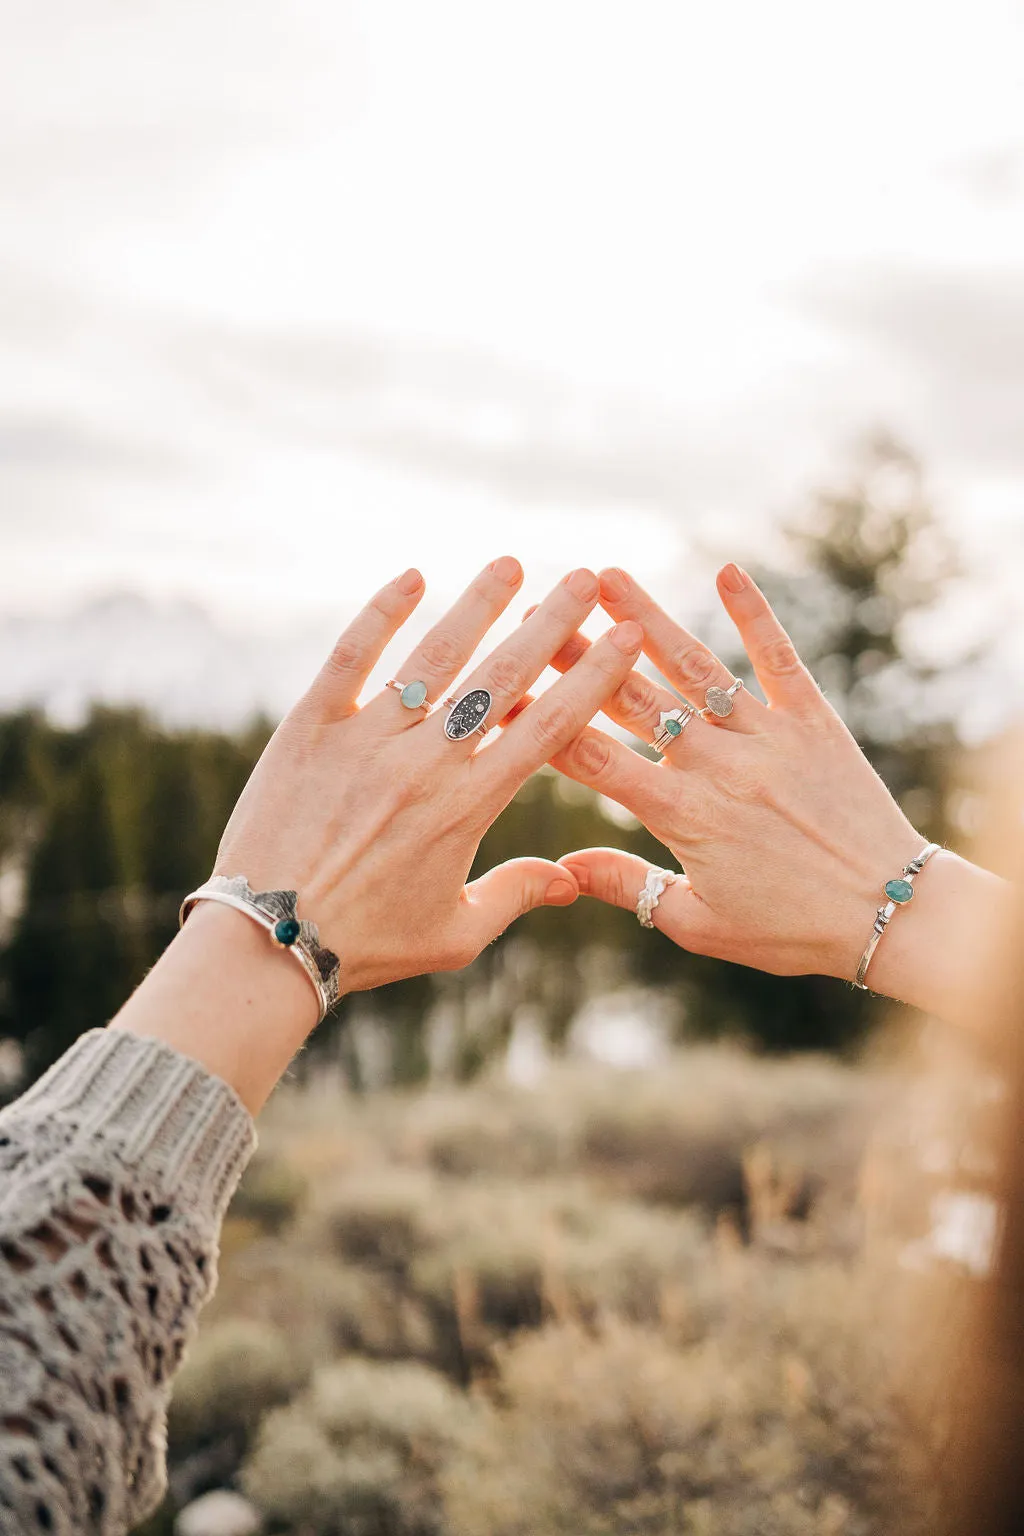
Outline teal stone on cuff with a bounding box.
[664,716,683,737]
[884,878,915,904]
[400,680,428,710]
[273,916,302,946]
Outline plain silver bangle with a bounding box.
[854,843,942,991]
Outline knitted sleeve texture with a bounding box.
[0,1028,256,1535]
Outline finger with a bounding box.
[431,567,601,750]
[388,555,524,706]
[598,568,763,732]
[542,624,693,753]
[716,563,823,713]
[557,846,713,949]
[452,857,580,956]
[481,621,644,786]
[549,723,673,825]
[303,568,425,720]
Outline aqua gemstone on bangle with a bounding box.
[665,716,683,737]
[400,680,428,710]
[884,878,914,904]
[273,917,301,946]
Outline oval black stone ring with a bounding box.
[443,687,494,741]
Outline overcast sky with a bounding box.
[1,0,1022,667]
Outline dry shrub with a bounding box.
[228,1149,308,1235]
[444,1262,935,1536]
[168,1318,309,1452]
[242,1358,481,1536]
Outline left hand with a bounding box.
[550,563,931,983]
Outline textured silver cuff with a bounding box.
[179,875,342,1022]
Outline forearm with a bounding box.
[110,897,322,1115]
[860,850,1016,1034]
[0,1029,255,1535]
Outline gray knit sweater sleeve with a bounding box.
[0,1028,256,1535]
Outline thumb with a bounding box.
[558,846,707,948]
[456,857,579,952]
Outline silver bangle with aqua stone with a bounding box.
[651,707,697,754]
[387,678,431,714]
[854,843,941,991]
[178,875,342,1021]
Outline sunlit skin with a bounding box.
[112,559,644,1111]
[544,565,1012,1033]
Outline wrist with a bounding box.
[110,897,326,1114]
[847,849,1014,1031]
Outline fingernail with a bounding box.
[610,620,643,652]
[545,877,578,906]
[599,568,629,602]
[720,563,747,594]
[559,861,589,894]
[564,568,599,601]
[520,603,539,623]
[396,568,423,594]
[489,555,522,585]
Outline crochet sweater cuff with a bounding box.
[6,1027,257,1223]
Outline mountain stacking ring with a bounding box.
[443,687,494,741]
[698,678,745,720]
[387,678,431,714]
[651,707,696,754]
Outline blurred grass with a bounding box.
[157,1047,949,1535]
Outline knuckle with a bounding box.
[669,642,717,688]
[568,732,611,779]
[614,673,659,723]
[368,592,400,624]
[760,636,802,677]
[419,631,465,675]
[324,638,365,676]
[486,652,531,698]
[530,699,578,750]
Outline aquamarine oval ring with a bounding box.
[387,678,431,714]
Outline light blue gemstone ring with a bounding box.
[387,678,431,714]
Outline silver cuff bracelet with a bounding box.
[854,843,941,992]
[179,874,342,1022]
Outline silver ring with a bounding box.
[387,678,431,714]
[443,687,493,741]
[698,678,745,720]
[651,707,697,754]
[636,866,677,928]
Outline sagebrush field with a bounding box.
[140,1042,984,1536]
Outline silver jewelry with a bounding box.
[651,707,697,754]
[854,843,941,990]
[387,678,431,713]
[179,875,341,1022]
[636,866,678,928]
[444,687,493,741]
[698,678,745,720]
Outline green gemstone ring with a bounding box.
[651,707,696,754]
